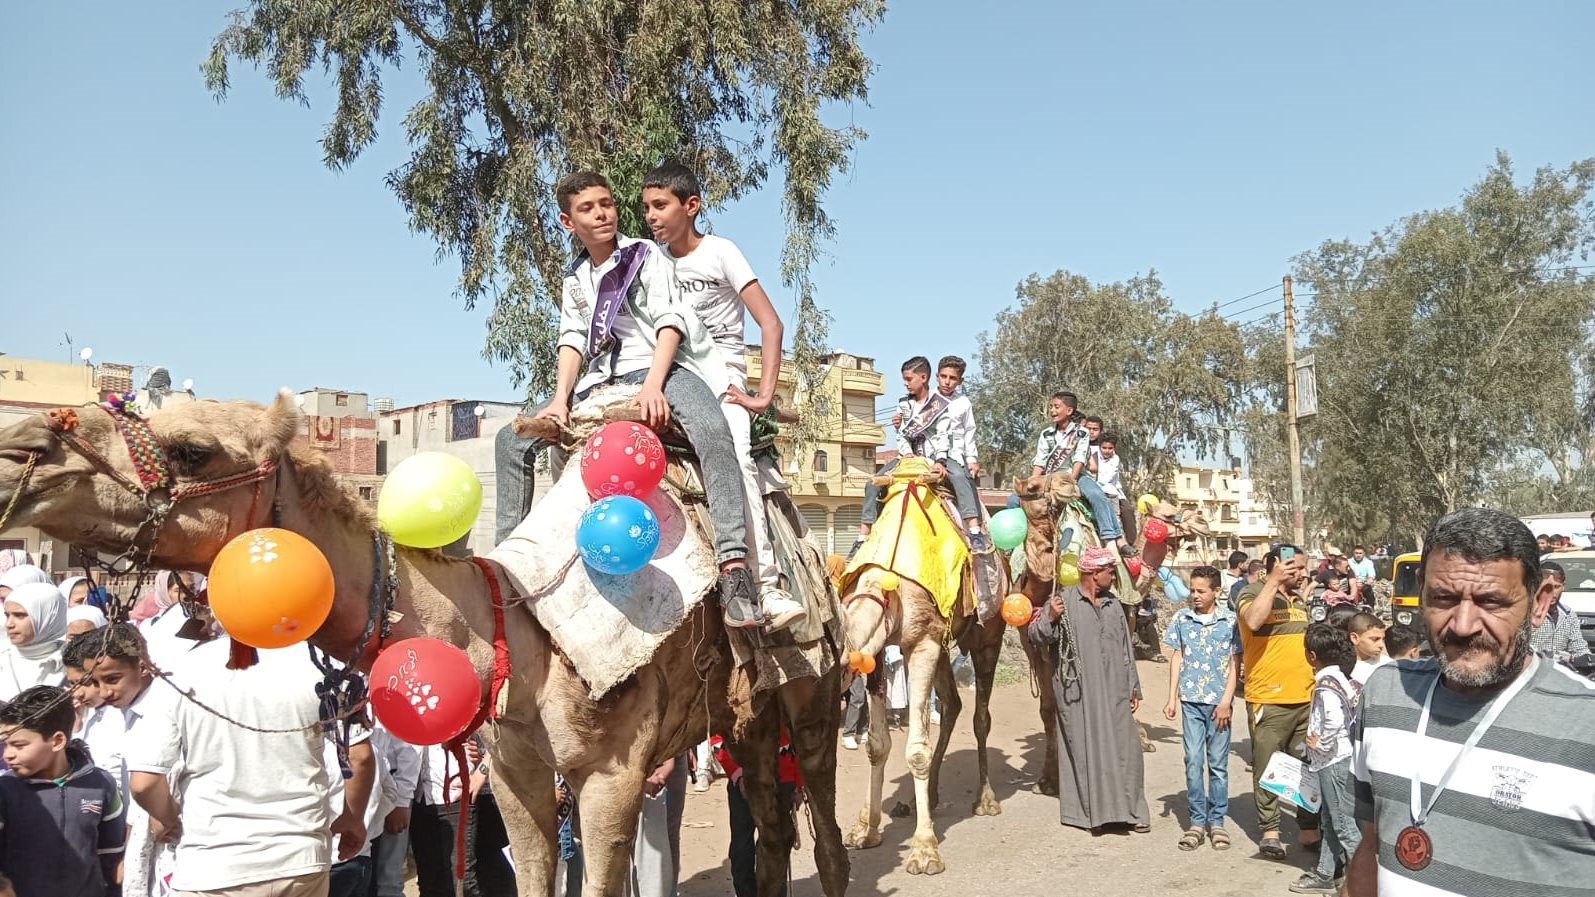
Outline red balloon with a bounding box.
[1126,556,1144,579]
[370,638,482,746]
[1142,518,1169,545]
[581,422,667,500]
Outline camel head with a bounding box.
[0,392,300,569]
[1011,471,1084,581]
[840,566,896,662]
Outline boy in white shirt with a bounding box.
[642,161,805,630]
[1296,623,1361,895]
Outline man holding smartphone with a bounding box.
[1235,544,1320,860]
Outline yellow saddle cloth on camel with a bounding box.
[842,456,969,618]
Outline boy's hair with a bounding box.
[1347,612,1385,635]
[937,355,966,376]
[1188,564,1222,591]
[1305,622,1356,676]
[642,161,702,204]
[1384,624,1422,658]
[1246,559,1265,574]
[1051,391,1077,409]
[1098,431,1118,446]
[902,356,932,377]
[1542,560,1565,581]
[62,623,146,670]
[1084,415,1104,427]
[554,171,613,214]
[0,685,74,739]
[1228,550,1249,569]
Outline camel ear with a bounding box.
[256,389,301,452]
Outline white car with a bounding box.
[1544,550,1595,651]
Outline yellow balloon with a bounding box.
[1057,562,1081,586]
[1061,551,1080,567]
[1136,493,1160,516]
[378,452,484,548]
[878,571,900,592]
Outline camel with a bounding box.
[836,457,1007,876]
[0,394,849,897]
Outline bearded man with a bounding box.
[1345,508,1595,897]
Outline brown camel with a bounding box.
[836,460,1006,876]
[0,394,848,897]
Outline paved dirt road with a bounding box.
[675,657,1323,897]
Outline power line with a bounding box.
[1210,283,1282,312]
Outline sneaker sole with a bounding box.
[765,610,807,631]
[723,615,765,629]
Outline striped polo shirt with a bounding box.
[1352,656,1595,896]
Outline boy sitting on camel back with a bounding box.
[1030,390,1132,555]
[533,171,764,631]
[855,355,989,554]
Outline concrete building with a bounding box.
[746,349,887,554]
[294,388,384,504]
[376,398,546,556]
[1169,462,1277,561]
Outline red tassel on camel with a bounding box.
[227,638,259,670]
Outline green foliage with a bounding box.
[968,270,1248,496]
[203,0,885,408]
[1272,153,1595,545]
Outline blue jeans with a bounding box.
[1077,473,1123,540]
[861,457,981,526]
[1179,701,1231,828]
[1314,758,1359,879]
[329,855,371,897]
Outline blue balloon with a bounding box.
[1005,494,1021,509]
[577,496,661,575]
[1158,565,1191,602]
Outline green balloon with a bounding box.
[989,508,1029,550]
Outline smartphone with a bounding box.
[1281,546,1296,560]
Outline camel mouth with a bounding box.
[0,450,33,466]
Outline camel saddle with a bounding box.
[491,385,842,701]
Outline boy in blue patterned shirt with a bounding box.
[1161,565,1240,851]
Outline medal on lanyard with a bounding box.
[1398,655,1538,871]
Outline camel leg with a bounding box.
[782,669,849,897]
[968,620,1004,817]
[843,687,890,850]
[901,637,945,876]
[571,768,648,897]
[1022,628,1060,797]
[484,725,560,897]
[925,650,960,813]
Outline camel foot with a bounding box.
[844,822,882,850]
[904,834,945,875]
[972,787,1002,817]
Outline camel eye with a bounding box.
[167,443,211,475]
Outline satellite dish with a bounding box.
[294,394,306,408]
[474,405,486,417]
[79,347,93,362]
[182,379,194,391]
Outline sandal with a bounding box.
[1178,828,1204,851]
[1259,836,1287,859]
[1132,822,1151,834]
[1209,827,1232,850]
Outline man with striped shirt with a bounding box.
[1347,508,1595,897]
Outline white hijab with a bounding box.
[2,581,69,697]
[67,604,109,630]
[58,576,90,605]
[0,564,50,593]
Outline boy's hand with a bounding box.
[723,384,771,414]
[891,413,903,428]
[332,810,367,862]
[534,401,569,426]
[1130,690,1141,714]
[1162,700,1177,721]
[969,462,981,477]
[1305,733,1321,750]
[150,814,182,844]
[934,462,949,479]
[1215,700,1233,730]
[638,385,671,429]
[384,805,412,834]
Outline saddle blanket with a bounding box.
[489,465,718,700]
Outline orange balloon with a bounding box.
[1000,593,1033,628]
[856,653,876,675]
[209,528,336,649]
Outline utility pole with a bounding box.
[1284,275,1306,546]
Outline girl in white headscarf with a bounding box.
[65,604,109,640]
[1,580,69,699]
[0,564,50,601]
[58,575,92,607]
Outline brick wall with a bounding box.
[297,416,379,475]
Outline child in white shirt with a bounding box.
[641,161,805,630]
[1298,623,1362,894]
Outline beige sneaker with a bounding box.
[761,589,807,631]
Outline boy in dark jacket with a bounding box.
[0,685,126,897]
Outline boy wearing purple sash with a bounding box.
[534,171,762,628]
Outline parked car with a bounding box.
[1543,550,1595,652]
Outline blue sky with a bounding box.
[4,1,1592,409]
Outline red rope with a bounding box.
[445,558,514,882]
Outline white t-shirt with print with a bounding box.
[664,235,759,387]
[127,641,332,892]
[1093,448,1124,498]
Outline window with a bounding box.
[392,419,402,435]
[1222,504,1237,522]
[358,486,374,500]
[336,393,349,407]
[813,450,829,472]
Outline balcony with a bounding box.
[839,418,886,445]
[840,367,885,396]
